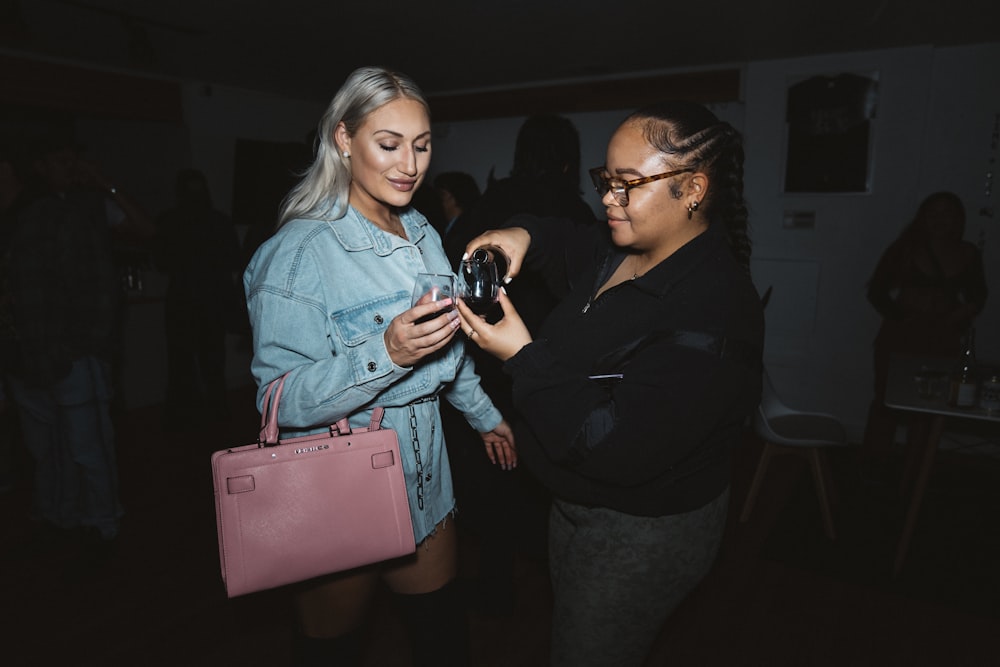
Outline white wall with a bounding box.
[180,83,324,215]
[743,46,938,437]
[743,43,999,441]
[428,43,1000,443]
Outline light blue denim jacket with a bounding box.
[243,204,502,543]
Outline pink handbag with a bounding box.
[212,375,415,597]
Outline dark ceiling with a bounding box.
[2,0,997,104]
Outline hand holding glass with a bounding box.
[458,258,500,316]
[411,273,456,323]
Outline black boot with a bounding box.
[290,628,362,667]
[394,581,469,667]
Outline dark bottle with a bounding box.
[460,247,503,316]
[947,328,978,408]
[470,245,509,283]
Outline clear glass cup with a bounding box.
[411,273,456,323]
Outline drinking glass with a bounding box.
[458,258,500,315]
[411,273,456,323]
[914,369,946,399]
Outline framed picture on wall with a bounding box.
[783,71,879,194]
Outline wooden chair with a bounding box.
[740,369,849,540]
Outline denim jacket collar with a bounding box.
[325,205,429,256]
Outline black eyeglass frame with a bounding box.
[589,166,694,206]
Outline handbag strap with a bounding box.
[258,373,385,445]
[258,375,285,445]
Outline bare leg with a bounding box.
[382,518,458,594]
[292,567,381,638]
[384,519,468,667]
[289,567,380,666]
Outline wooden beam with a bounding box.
[428,69,741,122]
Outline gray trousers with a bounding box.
[547,490,729,667]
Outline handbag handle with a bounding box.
[259,373,385,446]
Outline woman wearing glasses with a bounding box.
[455,101,764,666]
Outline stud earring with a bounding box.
[687,200,700,219]
[342,151,350,158]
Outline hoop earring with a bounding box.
[687,200,700,220]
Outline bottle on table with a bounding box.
[947,327,979,408]
[978,373,1000,413]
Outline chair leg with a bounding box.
[740,441,777,523]
[808,448,837,541]
[822,450,840,507]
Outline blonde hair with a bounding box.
[277,66,429,228]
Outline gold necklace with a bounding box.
[630,256,646,280]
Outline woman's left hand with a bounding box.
[383,297,461,367]
[455,288,533,362]
[480,418,517,470]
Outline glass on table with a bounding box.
[913,368,946,399]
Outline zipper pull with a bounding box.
[582,301,591,313]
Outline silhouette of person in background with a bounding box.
[862,191,988,466]
[433,171,481,266]
[3,130,154,556]
[441,114,598,615]
[154,169,242,429]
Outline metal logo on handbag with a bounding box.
[211,374,416,597]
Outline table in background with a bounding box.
[884,354,1000,577]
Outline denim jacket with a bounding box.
[243,204,502,542]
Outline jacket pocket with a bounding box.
[330,291,407,344]
[329,291,408,384]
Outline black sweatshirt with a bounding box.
[504,217,764,516]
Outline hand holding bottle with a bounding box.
[462,228,531,284]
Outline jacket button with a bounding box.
[367,361,377,372]
[374,314,384,325]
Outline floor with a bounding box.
[2,384,998,666]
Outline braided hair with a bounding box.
[625,102,751,272]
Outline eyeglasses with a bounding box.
[589,166,694,207]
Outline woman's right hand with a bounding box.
[463,227,530,282]
[383,297,461,367]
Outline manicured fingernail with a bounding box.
[447,310,458,320]
[450,318,460,329]
[503,277,512,284]
[461,252,469,260]
[500,286,508,295]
